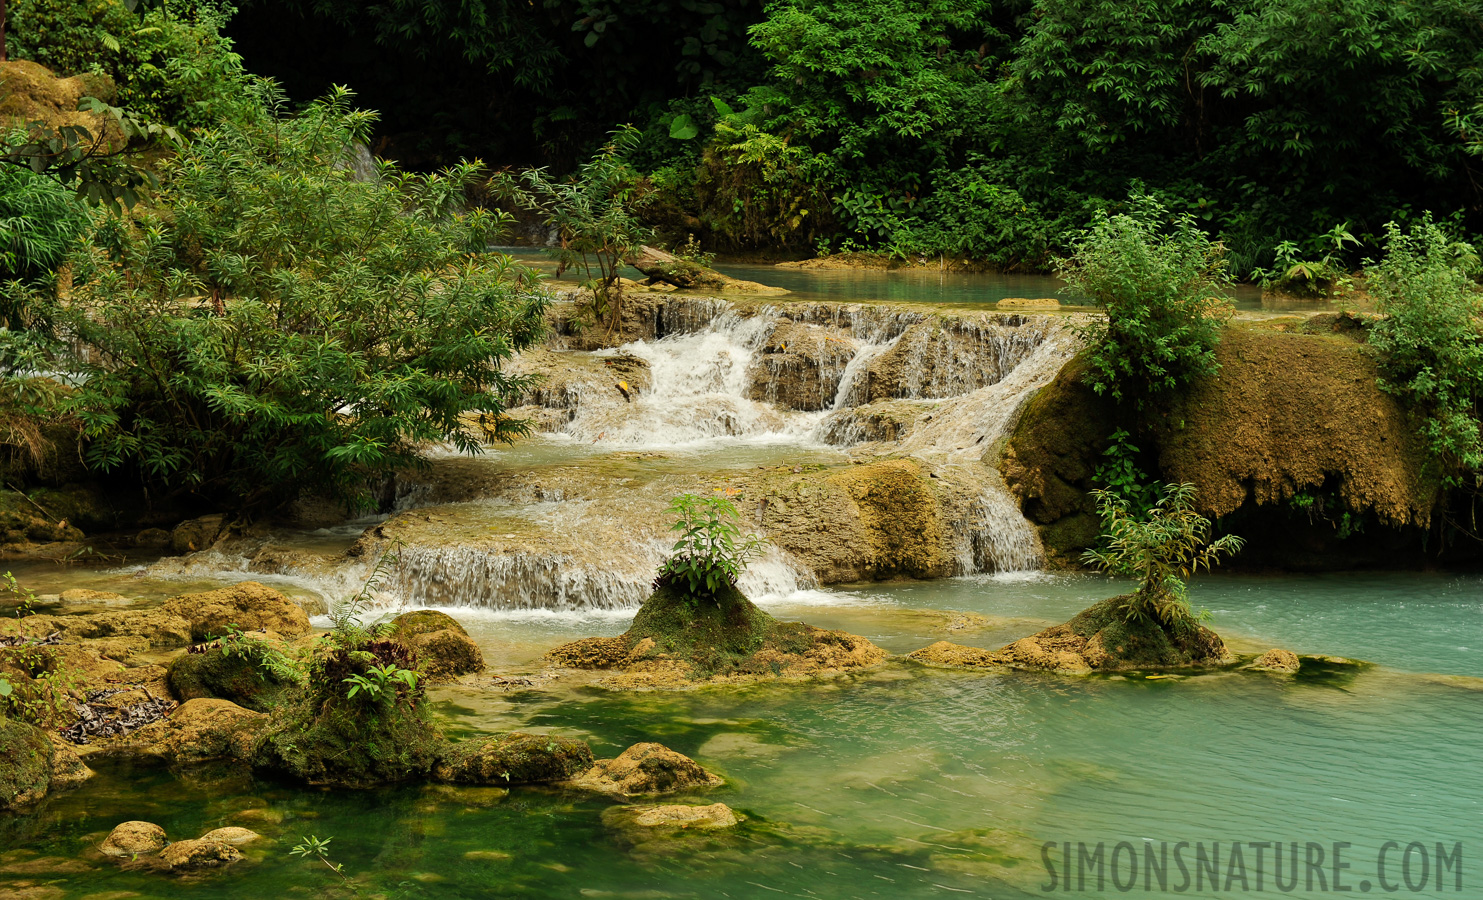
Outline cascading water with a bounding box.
[156,298,1080,611]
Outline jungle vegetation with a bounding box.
[226,0,1483,273]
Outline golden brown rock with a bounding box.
[100,822,166,858]
[568,743,722,796]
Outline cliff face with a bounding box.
[1001,316,1443,567]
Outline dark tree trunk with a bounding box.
[1,0,9,63]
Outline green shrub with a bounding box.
[655,492,767,605]
[498,126,650,337]
[1367,218,1483,478]
[0,164,90,328]
[36,87,546,513]
[1082,482,1244,632]
[1059,194,1233,408]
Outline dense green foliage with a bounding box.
[14,88,547,512]
[1061,196,1232,408]
[0,166,89,299]
[11,0,251,130]
[656,492,767,605]
[228,0,1483,269]
[1083,482,1244,631]
[1367,219,1483,479]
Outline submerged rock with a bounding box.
[160,838,242,871]
[545,581,887,687]
[100,822,166,858]
[909,596,1233,674]
[434,732,594,785]
[568,742,723,796]
[197,827,260,846]
[621,802,740,829]
[1248,648,1302,674]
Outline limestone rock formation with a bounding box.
[545,581,887,687]
[909,597,1233,674]
[198,827,260,845]
[625,244,785,294]
[160,838,243,871]
[0,61,126,152]
[389,610,485,682]
[747,323,858,411]
[122,698,268,764]
[170,514,226,554]
[162,582,312,642]
[568,742,723,796]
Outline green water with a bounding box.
[3,571,1479,899]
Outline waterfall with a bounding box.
[163,301,1082,611]
[559,307,826,445]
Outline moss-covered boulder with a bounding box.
[434,732,594,785]
[0,716,54,810]
[166,641,297,712]
[546,581,886,687]
[251,638,445,787]
[389,610,485,683]
[909,596,1232,674]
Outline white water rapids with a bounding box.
[151,301,1079,611]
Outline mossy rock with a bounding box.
[251,641,445,787]
[626,581,776,674]
[546,581,887,685]
[434,732,594,786]
[1063,597,1230,670]
[253,692,447,787]
[166,645,295,712]
[387,610,485,682]
[0,716,54,811]
[390,610,468,640]
[910,595,1232,674]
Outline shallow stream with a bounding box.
[0,265,1472,898]
[3,567,1480,900]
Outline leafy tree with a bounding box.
[1082,482,1244,631]
[498,126,650,337]
[1367,217,1483,479]
[27,87,547,513]
[1060,194,1233,408]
